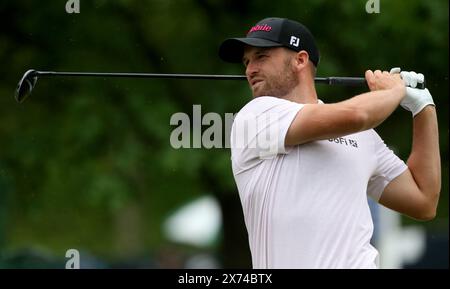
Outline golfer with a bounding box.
[219,17,440,268]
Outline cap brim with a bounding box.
[219,37,283,63]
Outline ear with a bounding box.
[293,51,309,71]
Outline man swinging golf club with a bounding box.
[219,17,440,269]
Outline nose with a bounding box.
[245,61,258,80]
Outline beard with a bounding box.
[251,58,299,98]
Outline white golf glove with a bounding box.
[390,67,434,117]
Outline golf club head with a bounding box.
[15,69,38,103]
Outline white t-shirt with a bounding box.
[230,96,408,269]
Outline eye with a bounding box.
[257,54,268,61]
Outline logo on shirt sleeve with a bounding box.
[328,137,359,148]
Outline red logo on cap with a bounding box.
[247,24,272,35]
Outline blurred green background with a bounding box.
[0,0,448,268]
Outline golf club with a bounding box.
[15,69,425,103]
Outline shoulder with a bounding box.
[353,129,385,148]
[239,96,289,111]
[361,129,395,157]
[236,96,302,119]
[366,129,385,145]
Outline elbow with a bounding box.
[350,108,370,131]
[421,188,441,221]
[414,209,437,221]
[412,195,440,221]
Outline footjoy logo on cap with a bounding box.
[290,36,300,47]
[248,24,272,35]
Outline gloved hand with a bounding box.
[390,68,435,117]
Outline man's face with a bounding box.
[242,46,298,98]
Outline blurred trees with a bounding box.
[0,0,447,268]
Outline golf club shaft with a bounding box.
[31,70,368,86]
[16,69,426,104]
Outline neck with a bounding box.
[282,79,318,104]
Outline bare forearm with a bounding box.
[407,106,441,205]
[285,71,406,145]
[344,86,405,130]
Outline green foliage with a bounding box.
[0,0,447,267]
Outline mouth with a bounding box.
[250,79,264,87]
